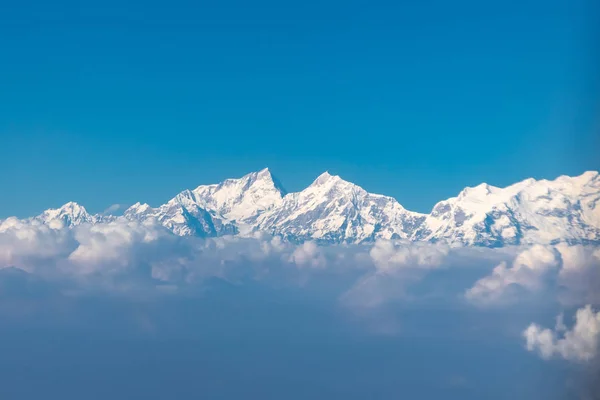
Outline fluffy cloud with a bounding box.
[0,217,77,272]
[0,219,366,293]
[524,305,600,362]
[2,216,600,378]
[0,217,598,315]
[339,241,454,314]
[287,241,327,268]
[555,244,600,306]
[465,245,559,305]
[67,220,168,273]
[368,240,450,273]
[464,244,600,307]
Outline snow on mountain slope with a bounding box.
[191,168,286,224]
[124,194,237,237]
[123,168,283,236]
[412,171,600,246]
[8,170,600,247]
[34,202,99,228]
[254,172,426,244]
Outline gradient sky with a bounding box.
[1,0,599,217]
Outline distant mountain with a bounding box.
[412,171,600,246]
[34,202,101,228]
[10,169,600,247]
[254,172,425,243]
[123,168,284,236]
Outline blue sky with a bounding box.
[1,0,598,217]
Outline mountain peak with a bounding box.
[579,170,599,181]
[311,171,343,187]
[60,201,84,210]
[37,201,93,227]
[256,167,271,176]
[47,201,89,216]
[243,167,271,181]
[256,170,423,243]
[520,177,537,186]
[457,183,497,200]
[185,168,286,223]
[243,168,287,195]
[125,202,152,214]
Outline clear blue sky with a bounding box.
[1,0,598,217]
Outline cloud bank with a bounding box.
[1,218,599,366]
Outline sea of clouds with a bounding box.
[1,217,599,399]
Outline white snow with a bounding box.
[413,171,600,246]
[9,169,600,247]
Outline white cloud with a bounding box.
[555,244,600,306]
[288,241,327,268]
[339,241,454,314]
[465,245,560,305]
[0,217,76,273]
[0,217,598,317]
[0,218,364,292]
[368,239,449,273]
[2,216,600,369]
[67,220,166,273]
[524,305,600,362]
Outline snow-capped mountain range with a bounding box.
[6,169,600,247]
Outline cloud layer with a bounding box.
[1,218,599,363]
